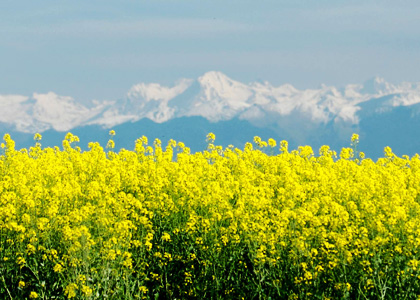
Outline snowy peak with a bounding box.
[127,78,193,103]
[109,78,194,123]
[179,71,253,121]
[198,71,232,85]
[0,92,109,132]
[277,83,299,95]
[197,71,253,108]
[1,72,420,135]
[30,92,90,131]
[197,71,250,96]
[0,94,32,132]
[361,77,392,94]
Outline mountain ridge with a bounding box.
[2,71,420,159]
[3,71,420,134]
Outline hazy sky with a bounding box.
[1,0,420,103]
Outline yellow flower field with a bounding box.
[1,132,420,299]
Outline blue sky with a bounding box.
[1,0,420,103]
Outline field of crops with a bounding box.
[1,132,420,299]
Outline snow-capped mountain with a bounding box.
[0,92,109,132]
[2,71,420,133]
[88,72,420,130]
[1,71,420,159]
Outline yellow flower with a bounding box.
[53,263,63,273]
[64,283,78,299]
[268,138,277,148]
[29,291,38,299]
[206,132,216,143]
[81,285,93,296]
[26,244,36,255]
[106,139,115,149]
[346,283,351,291]
[139,286,148,294]
[351,133,359,142]
[161,232,171,242]
[17,257,26,268]
[304,271,313,281]
[33,133,42,141]
[3,132,420,298]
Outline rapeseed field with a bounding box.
[1,132,420,299]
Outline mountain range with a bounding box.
[1,71,420,159]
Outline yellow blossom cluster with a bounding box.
[1,132,420,299]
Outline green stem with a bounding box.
[1,275,13,300]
